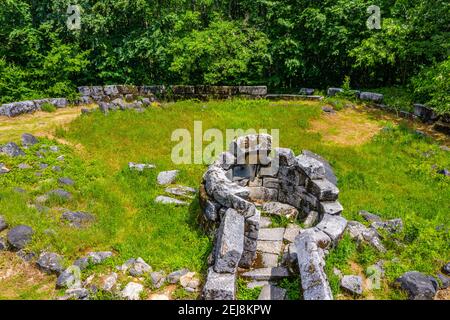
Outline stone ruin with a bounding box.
[199,134,348,300]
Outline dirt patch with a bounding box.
[308,107,383,146]
[0,251,57,300]
[435,288,450,300]
[0,105,96,144]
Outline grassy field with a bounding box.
[0,99,449,299]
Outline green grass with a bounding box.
[0,98,449,300]
[40,102,57,113]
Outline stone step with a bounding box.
[258,228,285,241]
[256,240,283,255]
[241,267,290,281]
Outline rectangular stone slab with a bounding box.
[258,228,285,241]
[307,179,339,201]
[214,209,245,273]
[241,267,290,281]
[256,240,283,255]
[202,267,236,300]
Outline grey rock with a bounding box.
[17,250,36,262]
[232,165,257,180]
[157,170,179,185]
[165,185,196,197]
[73,257,90,270]
[65,288,90,300]
[229,134,272,162]
[128,162,156,172]
[258,285,286,300]
[81,108,91,114]
[56,268,81,289]
[155,196,188,206]
[103,85,119,96]
[371,219,403,234]
[322,106,336,114]
[248,187,278,203]
[257,240,283,255]
[7,225,33,250]
[327,88,343,96]
[202,267,236,300]
[346,221,386,252]
[47,189,72,200]
[61,211,95,228]
[128,257,152,276]
[437,273,449,289]
[212,152,236,170]
[443,262,450,275]
[0,215,8,232]
[0,142,25,157]
[102,272,118,291]
[262,202,298,220]
[203,200,220,222]
[39,163,49,169]
[0,163,10,174]
[437,168,450,177]
[0,237,7,251]
[58,177,74,186]
[274,148,296,166]
[50,98,68,108]
[167,268,189,284]
[258,228,285,242]
[295,230,333,300]
[260,216,272,228]
[150,271,166,289]
[241,267,290,281]
[295,155,325,179]
[36,252,64,275]
[359,210,382,222]
[214,208,244,273]
[52,166,61,172]
[260,253,279,267]
[283,224,303,243]
[307,179,339,201]
[98,102,109,114]
[303,211,319,228]
[121,282,143,300]
[299,88,315,95]
[319,201,343,216]
[49,146,59,152]
[302,150,338,186]
[0,101,37,117]
[21,133,38,147]
[359,92,384,103]
[18,163,32,169]
[395,271,438,300]
[315,214,347,244]
[341,275,363,295]
[87,251,113,264]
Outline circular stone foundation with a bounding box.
[199,134,348,300]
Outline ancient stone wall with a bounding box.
[199,134,347,300]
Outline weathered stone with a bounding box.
[165,185,196,197]
[395,271,438,300]
[167,268,189,284]
[157,170,179,185]
[303,211,319,228]
[341,275,363,295]
[283,224,303,243]
[315,214,347,244]
[347,221,386,253]
[203,200,220,222]
[0,142,25,157]
[371,219,403,234]
[87,251,113,264]
[0,101,37,117]
[327,88,343,96]
[278,165,301,185]
[214,209,244,273]
[437,274,449,289]
[307,179,339,201]
[260,253,279,267]
[61,211,94,228]
[102,272,118,292]
[443,262,450,275]
[322,105,336,114]
[260,216,272,228]
[7,225,33,250]
[150,271,166,289]
[274,148,296,166]
[128,162,156,172]
[155,196,188,206]
[212,152,236,170]
[128,257,152,276]
[258,285,286,300]
[258,228,285,242]
[16,249,36,262]
[248,187,278,203]
[319,201,343,216]
[17,163,32,170]
[299,88,315,95]
[359,92,384,103]
[0,163,10,174]
[359,210,382,222]
[0,237,7,250]
[56,268,81,289]
[36,252,64,275]
[65,288,90,300]
[295,230,333,300]
[302,150,338,186]
[49,98,68,108]
[21,133,38,147]
[47,189,72,200]
[232,165,257,180]
[295,155,325,179]
[241,267,290,281]
[58,177,74,186]
[202,267,236,300]
[180,272,200,290]
[262,202,298,220]
[0,215,7,232]
[73,257,90,270]
[257,240,283,255]
[229,134,272,162]
[121,282,144,300]
[239,250,257,268]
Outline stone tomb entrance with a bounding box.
[199,134,348,300]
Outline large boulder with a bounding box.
[395,271,438,300]
[21,133,38,147]
[0,101,37,117]
[7,225,33,250]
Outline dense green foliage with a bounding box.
[0,1,449,110]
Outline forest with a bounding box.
[0,0,449,113]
